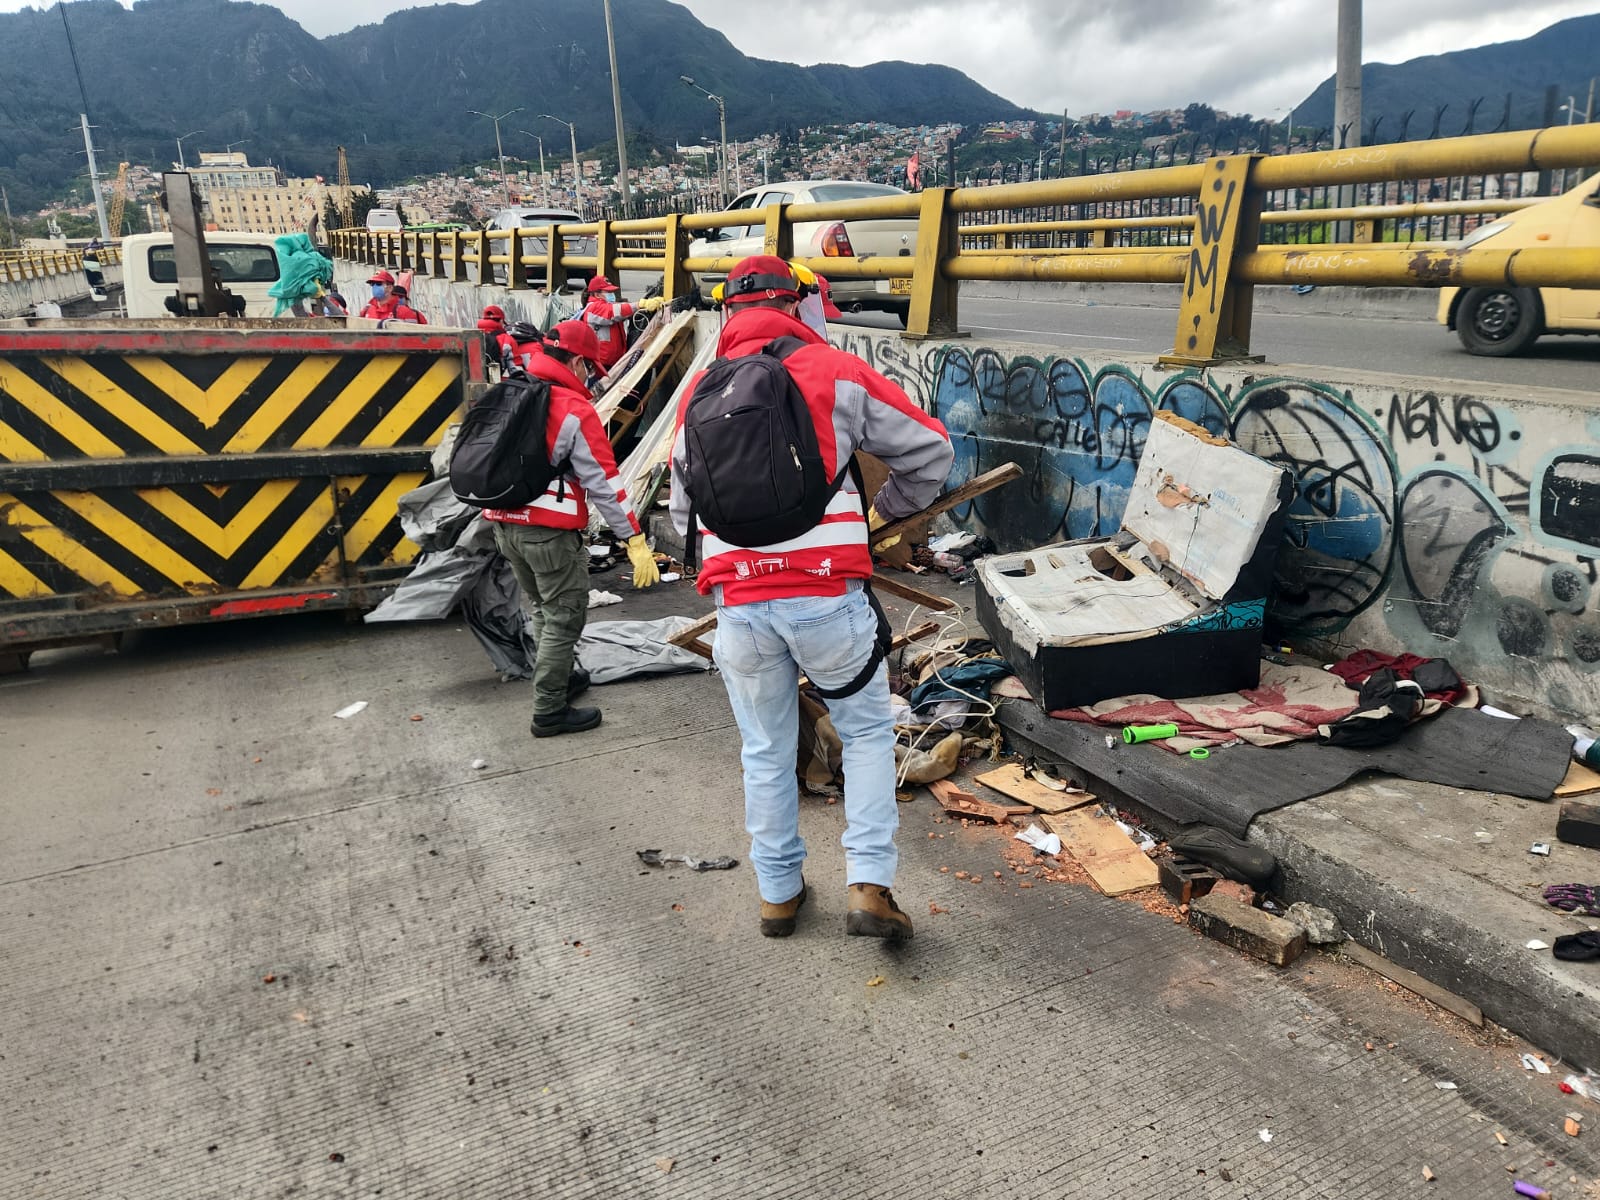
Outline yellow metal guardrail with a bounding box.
[331,124,1600,362]
[0,244,122,284]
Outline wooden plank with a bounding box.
[1041,807,1160,896]
[870,571,958,612]
[870,462,1023,553]
[1340,941,1484,1027]
[1556,759,1600,798]
[973,763,1095,815]
[667,611,718,660]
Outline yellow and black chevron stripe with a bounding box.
[0,347,462,606]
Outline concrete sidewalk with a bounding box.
[6,590,1600,1198]
[999,691,1600,1071]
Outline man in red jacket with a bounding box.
[669,255,953,941]
[580,276,636,373]
[483,319,660,736]
[358,270,427,323]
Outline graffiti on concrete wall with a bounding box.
[849,332,1600,714]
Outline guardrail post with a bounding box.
[904,187,962,340]
[506,229,526,289]
[661,213,691,301]
[596,220,618,284]
[545,224,569,294]
[427,233,444,280]
[443,233,465,283]
[1353,218,1376,244]
[397,232,412,273]
[762,204,793,259]
[1159,154,1264,366]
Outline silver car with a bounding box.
[485,206,595,288]
[689,181,918,324]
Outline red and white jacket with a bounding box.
[482,351,641,539]
[670,307,952,606]
[582,297,636,371]
[359,296,428,324]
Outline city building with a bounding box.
[181,151,327,235]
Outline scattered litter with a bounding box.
[636,849,739,872]
[1526,940,1551,951]
[1258,1129,1273,1143]
[1522,1054,1552,1074]
[654,1157,675,1174]
[928,531,978,555]
[470,759,489,771]
[1474,831,1494,841]
[1435,1081,1458,1090]
[1530,842,1552,857]
[1104,735,1117,750]
[588,589,623,609]
[1026,766,1069,792]
[866,975,886,988]
[1481,706,1522,721]
[1495,1131,1509,1146]
[659,572,682,583]
[1014,824,1063,856]
[1514,1183,1551,1199]
[1112,818,1157,853]
[332,701,368,720]
[409,714,424,722]
[1564,1117,1582,1137]
[1422,1165,1436,1182]
[1561,1073,1595,1100]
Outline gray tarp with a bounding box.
[577,616,712,684]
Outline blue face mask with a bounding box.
[371,283,387,299]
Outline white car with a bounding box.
[689,180,917,324]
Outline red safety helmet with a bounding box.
[366,269,396,285]
[722,255,801,305]
[815,274,843,320]
[545,319,603,366]
[482,304,506,322]
[586,275,618,295]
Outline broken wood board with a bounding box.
[1556,759,1600,798]
[926,779,1022,823]
[870,462,1023,554]
[974,762,1095,815]
[1340,941,1484,1027]
[1041,807,1160,896]
[591,309,695,423]
[870,571,958,612]
[667,611,718,660]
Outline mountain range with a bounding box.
[1292,14,1600,139]
[0,0,1028,210]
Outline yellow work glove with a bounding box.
[866,505,902,552]
[626,534,660,589]
[637,294,666,313]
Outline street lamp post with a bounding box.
[680,76,728,204]
[538,115,582,211]
[176,129,204,170]
[601,0,632,217]
[518,130,549,202]
[226,139,249,156]
[469,106,524,209]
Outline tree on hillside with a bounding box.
[1183,102,1217,132]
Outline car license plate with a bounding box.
[889,276,913,295]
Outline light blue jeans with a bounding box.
[713,583,899,904]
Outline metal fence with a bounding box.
[331,124,1600,362]
[0,244,121,283]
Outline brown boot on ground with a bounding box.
[759,880,808,938]
[846,884,914,941]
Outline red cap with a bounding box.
[366,269,395,285]
[586,275,617,295]
[545,319,602,366]
[482,304,505,321]
[815,274,843,320]
[723,254,799,305]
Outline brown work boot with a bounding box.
[846,884,914,941]
[759,880,808,938]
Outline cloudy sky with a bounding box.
[14,0,1600,116]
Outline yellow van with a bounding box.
[1438,170,1600,355]
[121,232,283,319]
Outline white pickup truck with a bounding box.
[688,180,918,325]
[120,232,283,318]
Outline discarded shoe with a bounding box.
[566,666,592,701]
[760,880,808,938]
[1169,824,1277,888]
[1553,930,1600,962]
[532,705,602,738]
[846,884,914,941]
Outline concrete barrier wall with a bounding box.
[331,263,580,330]
[0,262,122,319]
[830,326,1600,721]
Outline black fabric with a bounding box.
[682,336,840,566]
[1320,671,1424,748]
[1553,931,1600,962]
[448,374,560,509]
[1410,658,1461,694]
[808,581,893,702]
[998,700,1576,838]
[1167,825,1278,887]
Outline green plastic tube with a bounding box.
[1123,723,1179,744]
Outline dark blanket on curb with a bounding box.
[997,699,1575,838]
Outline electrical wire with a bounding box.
[889,598,1002,788]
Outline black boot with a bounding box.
[532,705,602,738]
[566,666,591,701]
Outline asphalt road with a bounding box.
[5,588,1597,1198]
[836,297,1600,393]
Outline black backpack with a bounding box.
[681,336,853,566]
[448,373,562,509]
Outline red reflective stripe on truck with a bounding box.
[209,592,339,617]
